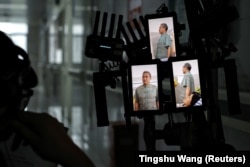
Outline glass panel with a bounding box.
[0,22,28,51]
[72,24,84,64]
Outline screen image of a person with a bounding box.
[180,63,195,105]
[183,92,202,107]
[156,23,172,61]
[0,31,95,167]
[134,71,159,111]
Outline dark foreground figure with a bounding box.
[0,31,94,167]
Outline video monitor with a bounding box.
[128,63,162,115]
[145,13,178,62]
[170,57,205,111]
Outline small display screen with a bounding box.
[130,64,160,112]
[172,59,203,108]
[147,16,177,61]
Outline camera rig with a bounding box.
[85,1,240,151]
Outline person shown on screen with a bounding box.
[180,63,195,105]
[134,71,159,111]
[183,92,202,107]
[156,23,172,61]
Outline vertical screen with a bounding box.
[148,17,176,61]
[131,64,159,111]
[172,59,203,108]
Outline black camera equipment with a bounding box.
[85,11,133,127]
[85,11,124,62]
[85,0,240,151]
[184,0,240,146]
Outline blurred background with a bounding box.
[148,17,175,59]
[0,0,250,166]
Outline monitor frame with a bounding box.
[145,12,179,61]
[128,61,163,116]
[169,56,206,112]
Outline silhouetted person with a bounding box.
[0,31,94,167]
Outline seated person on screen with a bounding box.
[134,71,159,111]
[156,23,172,62]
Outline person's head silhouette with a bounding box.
[0,31,38,140]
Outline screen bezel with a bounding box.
[145,12,179,61]
[128,61,163,116]
[169,56,206,112]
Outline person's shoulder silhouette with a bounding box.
[0,31,94,167]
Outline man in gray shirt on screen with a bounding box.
[156,23,172,61]
[180,63,195,105]
[134,71,159,111]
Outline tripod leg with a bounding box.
[143,116,156,151]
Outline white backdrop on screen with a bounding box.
[148,17,174,33]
